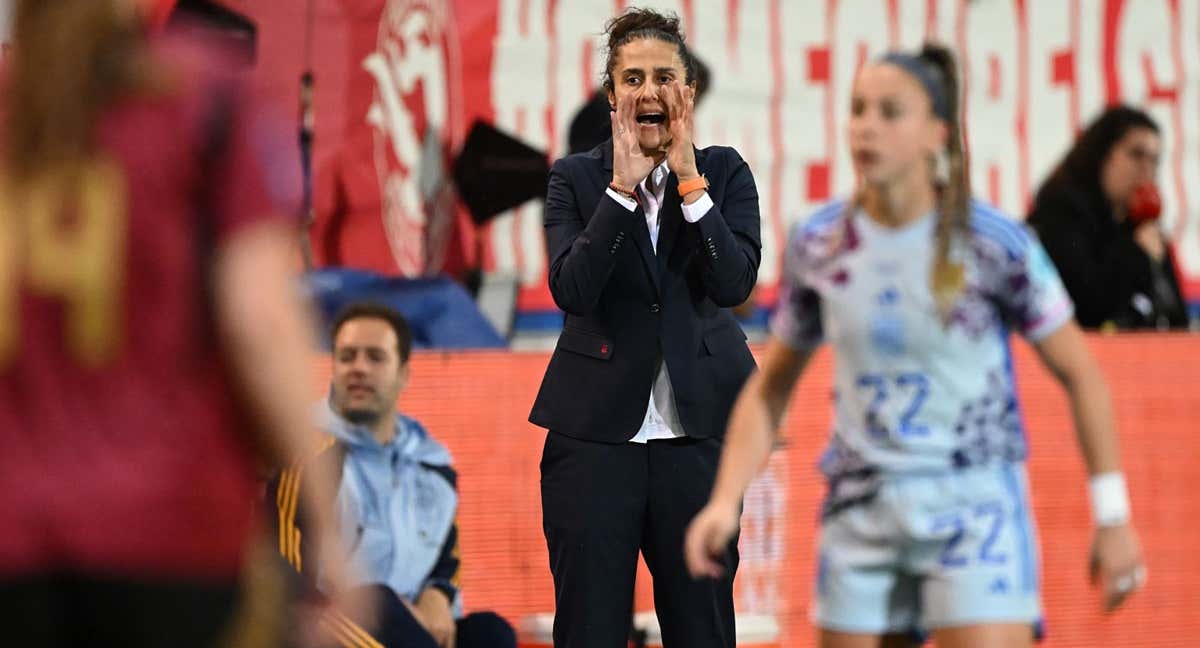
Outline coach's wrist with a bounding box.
[611,173,639,192]
[608,180,637,201]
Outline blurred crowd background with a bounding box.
[1,1,1198,646]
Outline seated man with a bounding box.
[270,303,516,648]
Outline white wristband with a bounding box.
[1089,472,1131,527]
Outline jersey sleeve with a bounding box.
[769,221,825,349]
[998,226,1075,341]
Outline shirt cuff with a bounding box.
[680,192,713,223]
[605,187,638,212]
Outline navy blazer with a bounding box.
[529,140,761,443]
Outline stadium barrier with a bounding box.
[313,333,1200,647]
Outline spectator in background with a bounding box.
[270,303,515,648]
[0,1,357,645]
[1027,106,1187,330]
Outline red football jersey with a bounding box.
[0,39,298,580]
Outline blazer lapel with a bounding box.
[601,139,660,292]
[656,146,705,268]
[656,174,683,270]
[631,210,661,291]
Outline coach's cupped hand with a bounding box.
[662,80,700,184]
[610,88,657,191]
[684,499,740,579]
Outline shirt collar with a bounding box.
[854,208,937,242]
[642,160,670,195]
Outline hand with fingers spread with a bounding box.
[1090,523,1146,612]
[610,89,657,192]
[684,499,740,580]
[662,80,700,183]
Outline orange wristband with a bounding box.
[677,175,709,197]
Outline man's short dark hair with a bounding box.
[330,303,413,364]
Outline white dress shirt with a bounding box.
[604,161,714,443]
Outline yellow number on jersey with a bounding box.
[0,160,128,367]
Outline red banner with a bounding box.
[179,1,1200,308]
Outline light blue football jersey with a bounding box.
[771,199,1073,511]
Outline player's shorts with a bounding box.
[813,462,1041,636]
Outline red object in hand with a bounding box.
[1128,182,1162,225]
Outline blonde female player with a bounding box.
[684,44,1145,648]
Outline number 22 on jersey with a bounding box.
[0,159,127,367]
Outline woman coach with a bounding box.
[528,8,761,648]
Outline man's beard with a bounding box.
[341,407,382,426]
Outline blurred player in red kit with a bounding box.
[0,1,354,645]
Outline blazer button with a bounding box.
[649,303,661,313]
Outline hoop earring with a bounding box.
[932,149,951,186]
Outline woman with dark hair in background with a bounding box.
[530,7,761,648]
[0,1,356,645]
[686,44,1144,648]
[1027,106,1186,330]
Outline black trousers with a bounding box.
[0,572,238,647]
[540,432,738,648]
